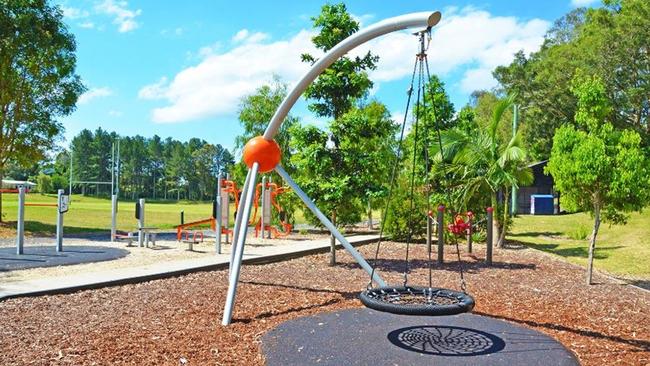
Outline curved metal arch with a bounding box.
[262,11,442,140]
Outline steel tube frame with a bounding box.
[222,162,259,325]
[262,12,441,140]
[229,168,253,276]
[216,173,223,254]
[276,165,386,286]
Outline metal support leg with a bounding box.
[222,163,259,325]
[216,173,222,254]
[229,168,253,277]
[276,165,386,287]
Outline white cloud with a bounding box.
[79,21,95,29]
[78,87,113,104]
[351,13,375,27]
[62,6,89,19]
[141,8,549,123]
[96,0,141,33]
[571,0,598,7]
[232,29,270,44]
[109,110,123,117]
[352,8,549,93]
[139,31,318,123]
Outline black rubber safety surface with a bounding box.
[0,245,129,271]
[262,308,579,366]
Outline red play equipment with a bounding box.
[447,211,474,236]
[175,178,240,241]
[254,181,292,238]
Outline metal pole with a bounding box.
[116,139,120,197]
[138,198,145,247]
[216,173,222,254]
[69,149,73,201]
[16,187,25,255]
[276,165,386,286]
[260,176,266,238]
[222,162,259,325]
[511,104,519,216]
[426,211,432,253]
[486,207,494,265]
[56,189,64,252]
[437,205,444,264]
[111,142,115,197]
[111,194,117,242]
[467,214,473,253]
[229,169,252,276]
[267,176,272,239]
[263,12,442,140]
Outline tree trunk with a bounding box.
[586,202,601,285]
[491,192,500,247]
[367,199,373,230]
[497,187,509,248]
[329,210,336,266]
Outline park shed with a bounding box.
[515,160,559,215]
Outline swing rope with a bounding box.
[360,28,474,316]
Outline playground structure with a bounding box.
[14,187,69,254]
[113,198,157,247]
[253,176,292,239]
[221,11,450,325]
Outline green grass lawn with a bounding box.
[0,194,226,235]
[509,212,650,280]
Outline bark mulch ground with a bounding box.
[0,242,648,365]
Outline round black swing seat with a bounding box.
[360,286,475,316]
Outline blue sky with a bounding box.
[57,0,599,152]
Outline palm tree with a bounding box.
[437,94,532,247]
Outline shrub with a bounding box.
[568,225,589,240]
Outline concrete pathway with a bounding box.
[0,234,379,301]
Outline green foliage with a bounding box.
[0,0,85,172]
[569,224,589,241]
[68,129,233,201]
[547,75,650,222]
[301,3,378,119]
[290,102,397,228]
[36,173,52,194]
[547,75,650,283]
[494,0,650,159]
[383,177,427,240]
[50,174,67,191]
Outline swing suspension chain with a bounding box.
[367,54,419,290]
[368,28,468,294]
[402,46,425,286]
[424,52,468,294]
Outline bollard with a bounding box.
[486,207,493,265]
[138,198,145,247]
[467,211,473,253]
[426,210,432,254]
[16,187,25,255]
[437,205,444,264]
[180,210,184,225]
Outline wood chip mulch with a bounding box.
[0,242,648,365]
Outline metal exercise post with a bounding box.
[276,165,386,287]
[56,189,64,252]
[216,173,222,254]
[138,198,145,247]
[222,162,259,325]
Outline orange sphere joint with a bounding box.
[242,136,281,173]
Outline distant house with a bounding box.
[1,179,37,192]
[515,161,559,214]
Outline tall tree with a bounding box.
[296,2,380,263]
[546,75,650,284]
[0,0,84,219]
[301,2,378,120]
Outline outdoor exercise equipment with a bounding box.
[254,178,292,239]
[15,187,69,254]
[359,22,475,316]
[222,11,443,325]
